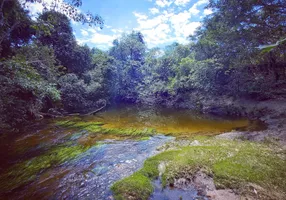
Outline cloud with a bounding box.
[80,29,89,36]
[189,0,209,16]
[149,8,160,14]
[20,0,81,23]
[174,0,191,6]
[155,0,173,7]
[189,4,200,15]
[133,12,148,20]
[77,27,123,49]
[203,8,213,15]
[133,8,201,48]
[134,12,166,30]
[111,28,124,34]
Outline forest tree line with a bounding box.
[0,0,285,131]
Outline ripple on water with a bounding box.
[52,135,174,200]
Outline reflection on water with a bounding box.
[89,105,251,135]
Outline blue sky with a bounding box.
[25,0,213,50]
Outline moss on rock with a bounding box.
[111,137,286,200]
[111,172,153,200]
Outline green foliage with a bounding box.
[192,0,286,67]
[109,31,147,102]
[0,44,60,131]
[0,0,34,57]
[38,11,93,75]
[23,0,104,27]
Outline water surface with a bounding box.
[87,105,251,136]
[0,105,261,199]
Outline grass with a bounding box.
[111,137,286,200]
[0,144,89,192]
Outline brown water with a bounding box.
[0,105,264,200]
[89,105,251,136]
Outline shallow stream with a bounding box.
[0,105,262,199]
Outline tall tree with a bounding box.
[21,0,104,27]
[0,0,34,57]
[192,0,286,67]
[38,11,92,74]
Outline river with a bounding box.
[0,105,259,199]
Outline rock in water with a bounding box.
[158,162,166,176]
[191,140,200,146]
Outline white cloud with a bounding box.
[169,11,191,28]
[111,28,124,34]
[105,25,112,29]
[20,0,82,23]
[134,11,167,29]
[169,11,201,42]
[197,0,209,6]
[174,0,191,6]
[155,0,173,7]
[133,12,148,20]
[133,8,201,47]
[189,4,200,15]
[77,32,117,48]
[189,0,209,16]
[81,29,89,36]
[149,8,160,15]
[76,27,122,49]
[203,8,213,15]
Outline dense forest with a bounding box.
[0,0,285,132]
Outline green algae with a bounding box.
[55,118,157,138]
[111,137,286,200]
[0,144,89,192]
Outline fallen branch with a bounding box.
[39,100,107,118]
[84,100,107,116]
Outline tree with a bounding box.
[192,0,286,67]
[110,31,146,62]
[38,11,93,75]
[109,31,146,102]
[0,44,60,131]
[21,0,104,27]
[0,0,34,57]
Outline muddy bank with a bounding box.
[216,99,286,145]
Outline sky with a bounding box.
[25,0,213,50]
